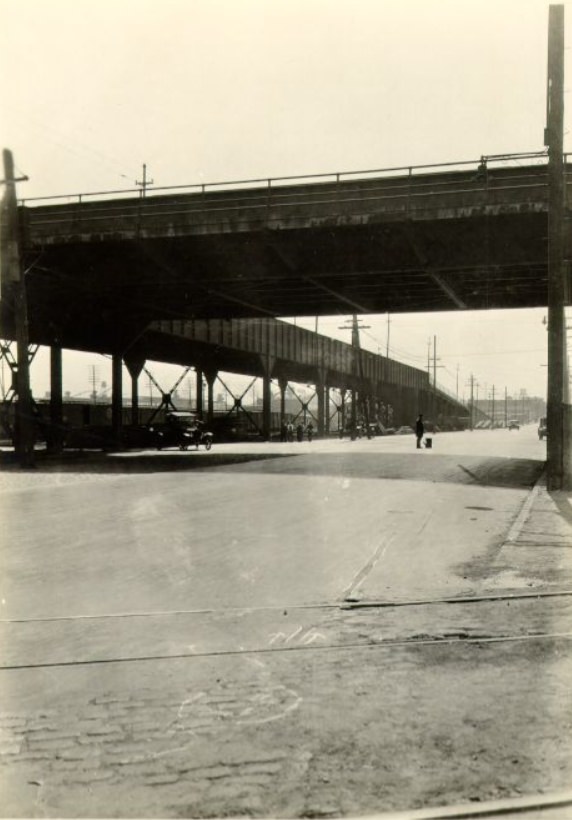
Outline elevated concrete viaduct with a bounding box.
[16,317,465,447]
[0,156,562,453]
[2,159,563,358]
[126,317,466,439]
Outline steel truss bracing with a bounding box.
[285,383,318,426]
[144,364,192,424]
[0,340,40,441]
[216,375,262,435]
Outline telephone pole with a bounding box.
[339,315,371,439]
[504,386,508,428]
[467,374,475,430]
[135,163,154,198]
[545,5,569,488]
[1,149,33,466]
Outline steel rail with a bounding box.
[2,588,572,624]
[2,630,572,671]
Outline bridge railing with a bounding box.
[18,150,550,207]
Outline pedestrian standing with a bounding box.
[415,413,424,449]
[306,422,314,442]
[296,422,304,442]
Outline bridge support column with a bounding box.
[316,371,326,437]
[350,386,357,439]
[49,344,63,453]
[204,369,217,425]
[112,354,123,446]
[195,369,204,416]
[124,354,146,427]
[262,375,272,441]
[260,356,275,441]
[325,387,331,435]
[340,388,347,434]
[278,378,288,426]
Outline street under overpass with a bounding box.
[0,154,568,469]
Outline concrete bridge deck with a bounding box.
[1,158,566,354]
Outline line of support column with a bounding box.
[279,378,288,428]
[259,356,275,441]
[124,354,146,427]
[112,354,123,445]
[317,373,326,437]
[49,344,63,453]
[204,369,217,425]
[195,369,204,416]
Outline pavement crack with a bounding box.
[343,533,396,601]
[458,464,482,483]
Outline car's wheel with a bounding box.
[205,439,212,451]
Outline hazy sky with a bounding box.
[1,0,569,401]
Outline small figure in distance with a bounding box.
[306,422,314,442]
[415,413,424,449]
[296,422,304,442]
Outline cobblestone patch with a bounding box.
[0,679,300,790]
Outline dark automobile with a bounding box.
[152,412,213,451]
[538,416,547,440]
[508,419,520,430]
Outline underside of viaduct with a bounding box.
[6,317,466,447]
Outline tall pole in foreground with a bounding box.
[545,5,568,489]
[1,149,34,466]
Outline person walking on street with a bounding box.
[415,414,424,449]
[306,422,314,442]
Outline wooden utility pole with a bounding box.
[1,149,34,466]
[504,386,508,428]
[545,5,569,489]
[339,315,371,438]
[135,163,153,198]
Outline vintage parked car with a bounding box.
[152,412,213,451]
[508,419,520,430]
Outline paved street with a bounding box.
[0,425,571,818]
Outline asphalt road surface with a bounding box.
[1,424,571,818]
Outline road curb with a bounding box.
[505,468,546,545]
[364,788,572,818]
